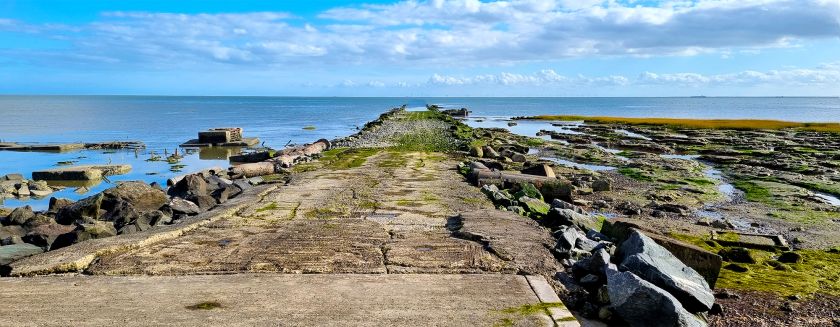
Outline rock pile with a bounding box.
[0,169,266,268]
[0,174,59,199]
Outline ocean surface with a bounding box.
[2,96,839,209]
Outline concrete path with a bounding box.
[0,274,572,327]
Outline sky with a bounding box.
[0,0,839,96]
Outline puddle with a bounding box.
[660,154,701,160]
[813,192,840,206]
[703,167,738,199]
[463,116,585,137]
[617,129,652,140]
[541,157,617,172]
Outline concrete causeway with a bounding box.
[1,112,579,326]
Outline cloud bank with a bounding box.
[2,0,838,68]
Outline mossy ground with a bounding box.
[520,115,840,133]
[670,232,840,298]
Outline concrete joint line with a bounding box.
[524,275,580,327]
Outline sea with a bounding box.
[2,96,839,209]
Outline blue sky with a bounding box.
[1,0,839,96]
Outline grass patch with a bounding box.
[518,115,840,133]
[317,147,379,170]
[255,202,278,212]
[732,180,772,203]
[392,130,456,152]
[524,138,545,147]
[186,301,223,310]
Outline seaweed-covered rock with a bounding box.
[718,247,756,264]
[618,230,715,312]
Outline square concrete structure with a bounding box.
[198,130,231,144]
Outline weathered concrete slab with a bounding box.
[0,274,555,327]
[0,142,85,152]
[32,164,132,181]
[384,231,511,273]
[5,185,278,276]
[452,209,562,277]
[88,218,391,275]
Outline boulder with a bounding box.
[212,185,239,204]
[48,197,75,213]
[592,178,612,192]
[6,206,35,225]
[469,146,484,158]
[2,173,24,181]
[21,214,53,230]
[187,194,217,211]
[511,154,527,162]
[167,198,201,215]
[718,247,756,264]
[514,183,543,201]
[51,221,117,250]
[555,225,583,254]
[141,210,171,226]
[56,193,104,225]
[168,174,208,197]
[519,197,549,216]
[0,243,45,266]
[618,230,715,312]
[777,252,803,264]
[545,208,599,231]
[102,181,168,212]
[607,269,706,327]
[573,248,610,277]
[22,223,75,250]
[16,183,31,197]
[551,199,585,214]
[100,200,141,230]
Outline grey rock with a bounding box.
[51,221,117,250]
[546,208,598,231]
[167,197,201,215]
[0,243,44,266]
[618,230,715,312]
[102,181,168,212]
[21,223,75,250]
[592,178,612,192]
[608,269,706,327]
[168,174,208,197]
[7,206,35,225]
[187,194,217,211]
[573,248,611,277]
[16,183,31,197]
[48,197,75,213]
[56,193,104,225]
[2,173,24,181]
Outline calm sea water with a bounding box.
[2,96,839,209]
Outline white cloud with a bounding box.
[424,63,840,88]
[1,0,838,68]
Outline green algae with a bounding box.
[185,301,223,310]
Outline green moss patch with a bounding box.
[255,202,278,212]
[186,301,223,310]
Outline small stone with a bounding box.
[723,263,749,273]
[777,251,803,264]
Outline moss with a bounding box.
[732,180,772,203]
[500,302,566,315]
[618,167,653,182]
[524,138,545,147]
[186,301,223,310]
[302,126,316,130]
[686,178,715,186]
[669,232,840,297]
[255,202,278,212]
